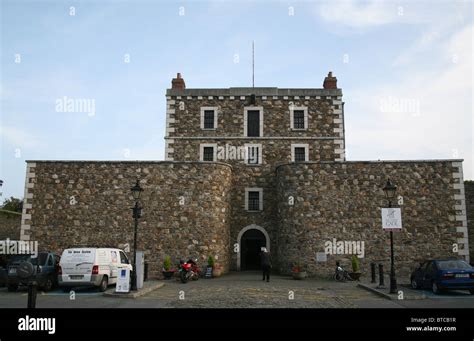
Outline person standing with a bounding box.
[260,247,271,282]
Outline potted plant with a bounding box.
[291,263,307,280]
[206,256,215,278]
[349,255,361,281]
[162,256,175,280]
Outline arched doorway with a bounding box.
[237,224,270,271]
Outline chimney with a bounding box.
[171,73,186,90]
[323,71,337,89]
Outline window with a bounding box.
[200,144,217,161]
[293,110,305,129]
[290,106,308,130]
[245,188,263,211]
[244,107,263,137]
[204,110,214,129]
[291,144,309,162]
[244,144,262,165]
[203,147,214,161]
[200,107,218,130]
[294,148,306,162]
[47,255,53,266]
[120,252,129,264]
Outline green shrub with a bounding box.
[351,255,360,273]
[163,256,171,271]
[208,256,215,268]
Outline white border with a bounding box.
[244,187,263,211]
[244,106,263,137]
[200,106,219,130]
[199,143,218,161]
[289,106,308,130]
[236,224,270,270]
[244,143,263,165]
[291,143,309,162]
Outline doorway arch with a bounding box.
[237,224,270,271]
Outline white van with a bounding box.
[58,248,133,292]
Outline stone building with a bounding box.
[19,72,470,278]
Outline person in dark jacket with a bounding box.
[260,247,271,282]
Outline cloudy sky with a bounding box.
[1,0,473,200]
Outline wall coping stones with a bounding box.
[25,160,234,170]
[166,87,343,97]
[275,159,464,172]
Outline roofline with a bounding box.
[166,87,342,97]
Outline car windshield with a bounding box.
[437,260,472,270]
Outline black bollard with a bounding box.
[27,281,37,309]
[371,263,376,283]
[378,263,385,287]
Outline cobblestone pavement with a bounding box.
[140,271,377,308]
[3,271,471,308]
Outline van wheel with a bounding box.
[99,276,108,292]
[43,278,53,292]
[469,289,474,295]
[7,284,18,292]
[61,287,70,293]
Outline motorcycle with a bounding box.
[178,258,200,283]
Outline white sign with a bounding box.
[316,252,327,262]
[381,208,402,230]
[115,268,130,293]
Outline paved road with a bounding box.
[0,272,473,308]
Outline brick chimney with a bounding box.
[171,73,186,90]
[323,71,337,89]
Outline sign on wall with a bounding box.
[381,208,402,231]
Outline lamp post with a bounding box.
[130,179,143,291]
[383,179,398,294]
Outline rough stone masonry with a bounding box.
[18,72,470,279]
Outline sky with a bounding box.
[0,0,473,200]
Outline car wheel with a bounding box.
[61,287,70,293]
[43,278,53,292]
[7,284,18,292]
[99,276,108,292]
[411,278,420,289]
[432,281,441,295]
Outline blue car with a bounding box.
[410,259,474,295]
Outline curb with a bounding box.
[357,283,426,300]
[103,281,165,299]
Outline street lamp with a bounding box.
[130,179,143,291]
[383,179,398,294]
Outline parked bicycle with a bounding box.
[333,261,353,282]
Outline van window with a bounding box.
[120,252,129,264]
[47,255,53,266]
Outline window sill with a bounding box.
[201,128,217,131]
[245,210,263,213]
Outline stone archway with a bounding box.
[237,224,270,271]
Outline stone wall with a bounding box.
[465,181,474,264]
[275,160,467,279]
[21,161,233,278]
[0,211,21,240]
